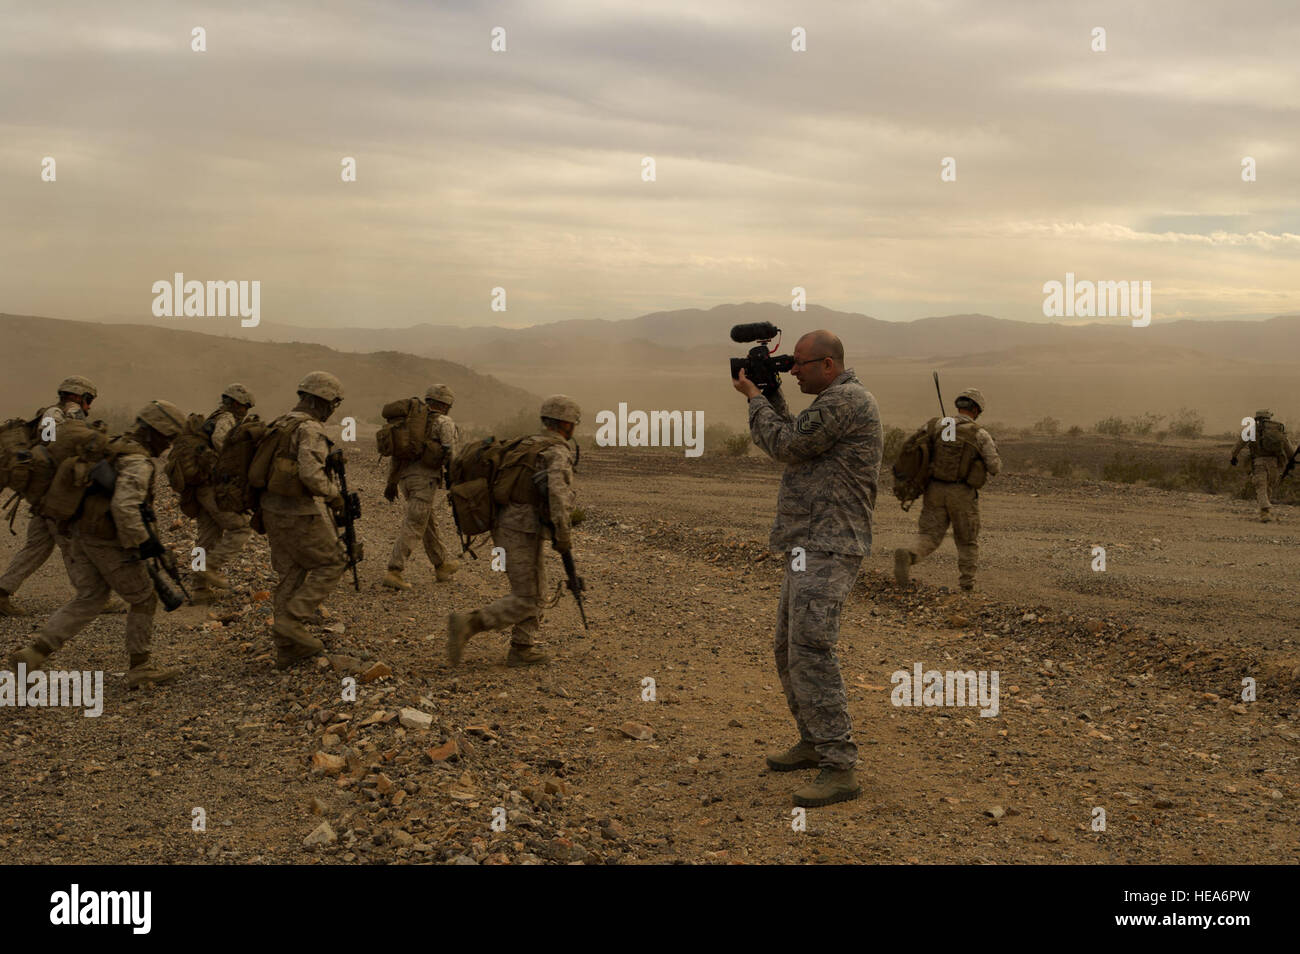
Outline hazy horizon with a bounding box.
[3,1,1298,330]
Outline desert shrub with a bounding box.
[1169,407,1205,439]
[1032,417,1061,436]
[1129,413,1164,437]
[883,425,908,464]
[1095,416,1130,437]
[704,423,738,453]
[723,434,751,457]
[1102,454,1165,484]
[1066,425,1083,437]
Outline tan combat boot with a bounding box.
[5,644,49,672]
[765,740,820,772]
[382,569,412,591]
[126,654,180,689]
[100,596,129,614]
[272,618,325,669]
[506,644,549,667]
[893,548,913,585]
[197,569,231,590]
[1260,508,1272,523]
[435,559,461,583]
[793,767,862,808]
[0,589,27,617]
[446,612,482,665]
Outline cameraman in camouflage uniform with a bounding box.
[736,330,882,808]
[260,372,349,669]
[446,395,580,669]
[191,384,257,602]
[894,388,1001,591]
[1231,409,1293,522]
[382,384,460,591]
[5,400,187,688]
[0,376,102,617]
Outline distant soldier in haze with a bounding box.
[190,384,257,602]
[894,387,1001,592]
[446,395,581,668]
[382,384,460,591]
[5,400,187,688]
[735,329,882,808]
[1231,409,1293,522]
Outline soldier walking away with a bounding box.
[383,384,461,591]
[260,372,349,669]
[894,388,1001,592]
[735,330,882,808]
[4,400,187,689]
[190,384,257,602]
[1231,410,1293,523]
[0,376,121,616]
[446,395,580,668]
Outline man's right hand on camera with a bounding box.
[733,367,761,399]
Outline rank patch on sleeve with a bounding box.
[796,409,824,434]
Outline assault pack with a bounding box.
[1256,418,1287,460]
[376,398,430,462]
[892,416,987,511]
[210,414,269,516]
[163,413,219,516]
[445,432,567,553]
[0,408,50,511]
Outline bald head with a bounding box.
[797,330,845,366]
[790,329,847,395]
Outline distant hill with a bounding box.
[0,314,539,430]
[65,305,1300,432]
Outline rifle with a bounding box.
[933,371,947,418]
[443,456,477,559]
[533,469,589,631]
[138,503,189,611]
[325,449,363,590]
[1282,444,1300,482]
[559,548,588,631]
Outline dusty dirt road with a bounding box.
[1,442,1296,864]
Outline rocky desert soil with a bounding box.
[1,441,1296,864]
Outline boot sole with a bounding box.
[793,786,862,808]
[766,756,820,772]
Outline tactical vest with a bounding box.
[927,417,987,487]
[74,437,153,540]
[250,415,316,498]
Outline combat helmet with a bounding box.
[222,383,256,408]
[955,388,986,414]
[297,371,344,402]
[136,399,187,438]
[58,375,98,400]
[425,384,454,408]
[540,394,582,424]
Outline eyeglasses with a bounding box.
[790,356,831,368]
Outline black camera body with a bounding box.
[729,322,793,393]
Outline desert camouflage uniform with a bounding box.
[387,411,459,573]
[748,369,882,771]
[260,412,346,646]
[904,413,1001,590]
[0,400,85,597]
[1232,429,1293,517]
[37,446,158,658]
[474,433,576,647]
[194,407,253,576]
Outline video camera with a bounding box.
[729,322,793,394]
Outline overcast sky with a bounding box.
[2,0,1297,328]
